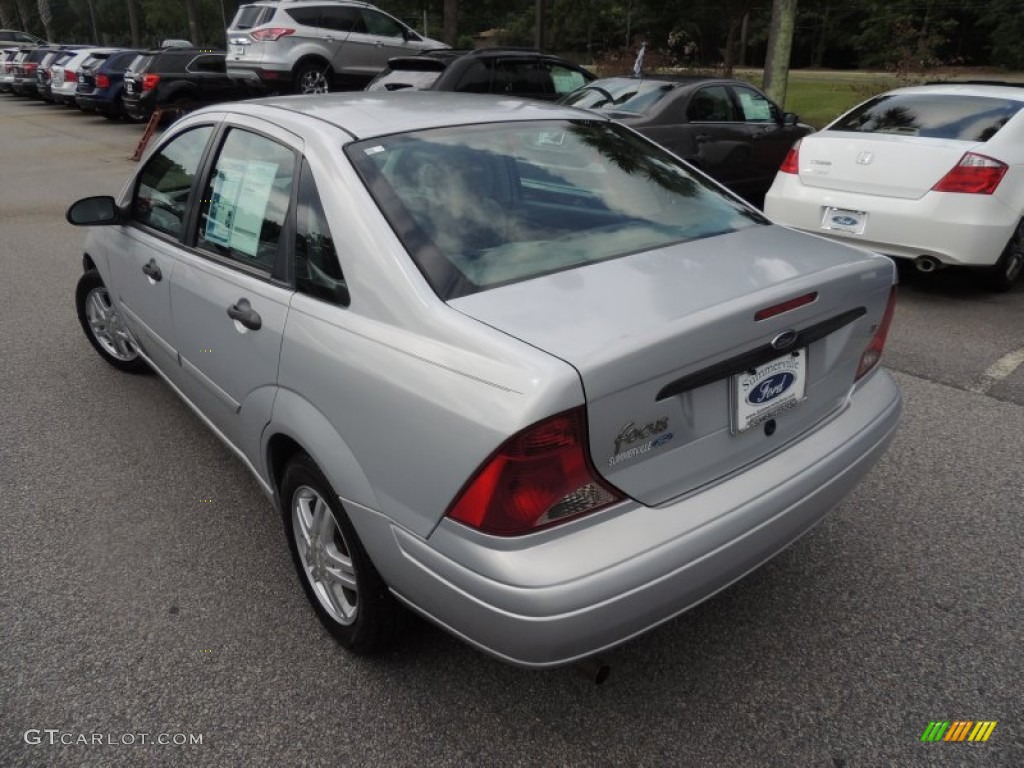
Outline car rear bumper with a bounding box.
[227,63,291,89]
[764,175,1018,268]
[347,368,901,668]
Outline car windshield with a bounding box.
[347,119,764,299]
[562,80,673,113]
[828,93,1024,142]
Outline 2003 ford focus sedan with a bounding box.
[68,93,901,668]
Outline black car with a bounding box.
[123,47,248,121]
[561,76,813,206]
[366,48,594,101]
[77,50,142,119]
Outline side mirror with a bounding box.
[66,196,121,226]
[782,112,799,127]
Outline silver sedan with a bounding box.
[68,93,901,668]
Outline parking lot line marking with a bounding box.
[971,347,1024,394]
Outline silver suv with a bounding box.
[226,0,446,94]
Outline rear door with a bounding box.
[170,120,297,456]
[338,7,413,77]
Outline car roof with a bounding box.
[200,92,604,139]
[386,47,587,73]
[885,81,1024,102]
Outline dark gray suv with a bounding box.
[226,1,446,94]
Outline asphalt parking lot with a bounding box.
[1,96,1022,767]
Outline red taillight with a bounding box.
[24,62,38,74]
[779,139,801,174]
[932,152,1008,195]
[250,27,295,42]
[95,73,110,88]
[855,286,897,381]
[446,408,624,535]
[755,291,818,321]
[65,69,76,83]
[141,73,160,92]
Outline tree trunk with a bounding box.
[35,0,52,41]
[812,2,829,68]
[443,0,457,47]
[84,0,100,43]
[534,0,545,51]
[739,12,749,67]
[127,0,141,48]
[762,0,798,107]
[723,21,737,75]
[0,3,13,30]
[184,0,201,46]
[14,0,30,32]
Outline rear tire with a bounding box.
[985,221,1024,292]
[293,62,331,95]
[280,453,398,653]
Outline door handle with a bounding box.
[142,258,162,281]
[227,298,262,331]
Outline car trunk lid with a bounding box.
[796,131,979,199]
[449,225,895,506]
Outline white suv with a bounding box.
[226,0,446,94]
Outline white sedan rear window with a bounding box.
[829,93,1024,142]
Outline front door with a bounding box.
[170,124,297,459]
[106,124,215,377]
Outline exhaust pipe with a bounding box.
[915,256,941,273]
[576,656,611,685]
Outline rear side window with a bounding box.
[687,86,738,122]
[321,7,360,32]
[286,7,322,27]
[295,160,347,305]
[231,5,274,30]
[189,54,226,73]
[132,126,214,238]
[198,129,296,271]
[829,93,1024,141]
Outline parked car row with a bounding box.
[1,41,252,122]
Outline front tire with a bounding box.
[985,220,1024,292]
[75,270,149,374]
[293,62,331,95]
[280,453,397,653]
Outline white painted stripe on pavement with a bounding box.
[970,347,1024,394]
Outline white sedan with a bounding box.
[765,82,1024,291]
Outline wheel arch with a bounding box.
[292,54,333,79]
[263,389,379,514]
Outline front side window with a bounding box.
[361,10,404,38]
[197,129,295,272]
[295,160,347,305]
[687,86,737,122]
[829,93,1024,141]
[734,85,776,123]
[549,65,587,95]
[132,125,213,237]
[347,120,764,299]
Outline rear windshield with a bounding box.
[230,5,274,30]
[561,80,673,114]
[829,93,1024,142]
[366,68,442,92]
[347,120,763,299]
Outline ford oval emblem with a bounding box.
[771,330,799,351]
[747,372,796,405]
[832,215,859,226]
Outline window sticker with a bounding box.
[205,158,278,257]
[738,91,772,121]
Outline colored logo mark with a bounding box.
[920,721,997,742]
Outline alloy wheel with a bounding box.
[85,286,137,362]
[292,485,358,625]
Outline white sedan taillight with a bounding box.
[778,139,801,174]
[447,408,624,535]
[932,152,1008,195]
